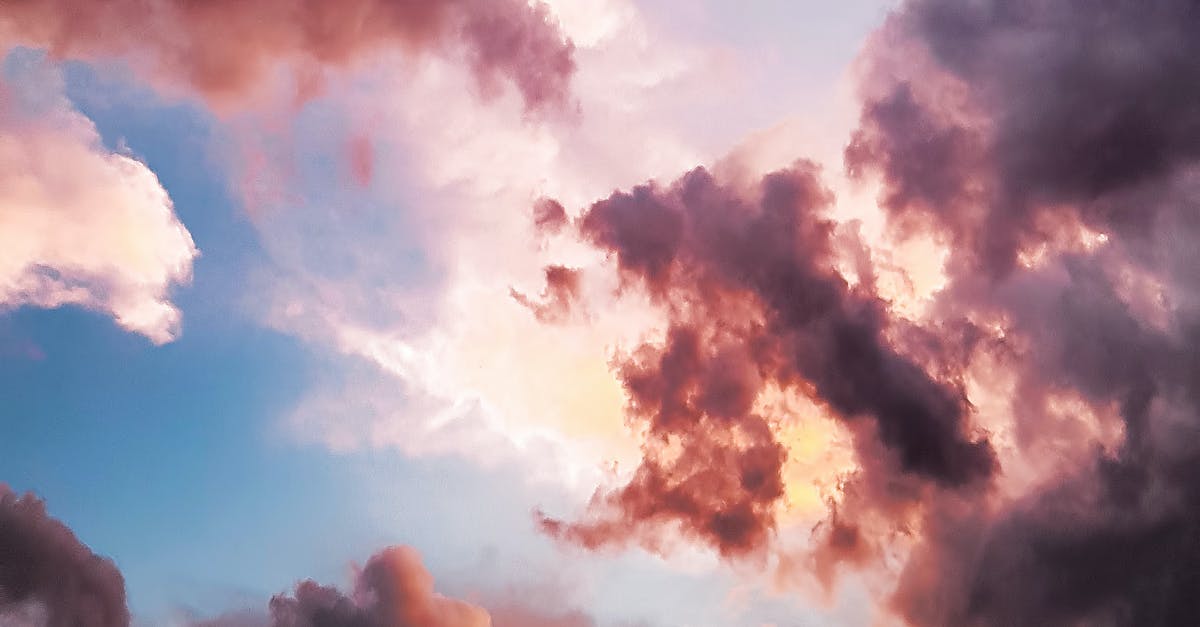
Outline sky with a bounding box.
[2,1,1200,626]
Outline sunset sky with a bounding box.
[3,1,1199,626]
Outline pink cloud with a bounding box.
[0,62,197,344]
[0,0,576,112]
[267,546,490,627]
[509,265,583,324]
[536,163,992,558]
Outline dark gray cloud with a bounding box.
[849,0,1200,277]
[0,485,129,627]
[846,1,1200,625]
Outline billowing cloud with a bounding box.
[265,550,604,627]
[838,1,1200,625]
[847,0,1200,279]
[536,163,994,557]
[0,485,129,627]
[0,59,197,343]
[0,0,576,111]
[268,547,490,627]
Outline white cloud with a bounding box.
[0,56,197,343]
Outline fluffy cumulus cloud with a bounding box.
[265,547,491,627]
[0,0,575,111]
[0,59,197,343]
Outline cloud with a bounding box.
[847,0,1200,278]
[532,198,570,236]
[836,0,1200,624]
[510,265,583,324]
[0,0,576,112]
[267,547,491,627]
[0,485,129,627]
[240,0,728,478]
[264,553,603,627]
[536,163,994,558]
[0,56,197,343]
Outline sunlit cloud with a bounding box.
[0,53,197,343]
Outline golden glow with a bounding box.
[756,385,859,521]
[876,234,949,320]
